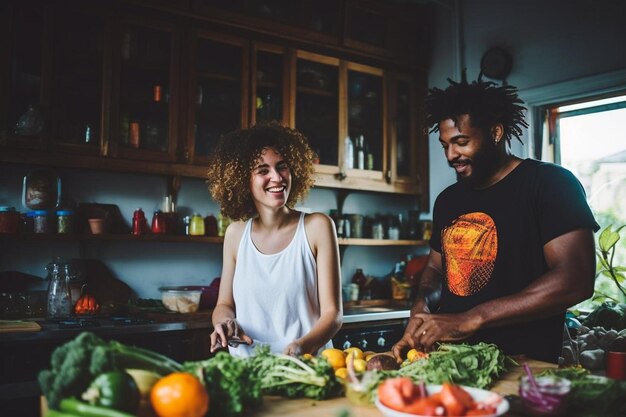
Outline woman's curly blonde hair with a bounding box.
[206,122,317,221]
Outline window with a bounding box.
[543,94,626,304]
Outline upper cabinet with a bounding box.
[184,31,249,165]
[110,15,180,162]
[0,0,431,202]
[1,1,106,155]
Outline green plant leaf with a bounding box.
[599,226,621,252]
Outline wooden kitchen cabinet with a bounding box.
[0,0,430,201]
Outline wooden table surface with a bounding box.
[255,357,557,416]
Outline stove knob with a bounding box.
[342,340,352,350]
[377,336,386,347]
[360,339,368,349]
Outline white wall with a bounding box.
[426,0,626,212]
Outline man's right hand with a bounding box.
[392,300,431,362]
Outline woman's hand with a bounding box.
[283,341,304,356]
[210,318,253,352]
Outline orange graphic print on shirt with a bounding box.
[442,212,497,296]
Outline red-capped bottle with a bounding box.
[151,210,166,234]
[132,208,148,235]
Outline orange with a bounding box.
[150,372,209,417]
[343,347,365,360]
[320,348,346,370]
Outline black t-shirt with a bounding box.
[430,158,599,362]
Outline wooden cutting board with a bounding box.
[0,319,42,333]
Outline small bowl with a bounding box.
[160,288,201,313]
[519,376,571,416]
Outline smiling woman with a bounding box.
[206,122,342,358]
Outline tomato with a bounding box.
[465,406,497,416]
[405,397,445,416]
[377,377,422,412]
[150,372,209,417]
[440,383,474,416]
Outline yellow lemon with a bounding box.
[301,353,314,360]
[407,348,428,362]
[334,367,349,380]
[352,358,367,373]
[343,347,365,360]
[321,348,346,370]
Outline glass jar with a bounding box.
[56,210,74,234]
[46,258,72,319]
[189,213,205,236]
[33,210,50,233]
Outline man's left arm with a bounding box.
[412,228,596,348]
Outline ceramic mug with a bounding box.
[605,351,626,380]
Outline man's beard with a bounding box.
[452,142,501,188]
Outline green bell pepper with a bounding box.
[81,371,140,414]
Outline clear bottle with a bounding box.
[357,135,365,170]
[344,136,354,169]
[46,258,72,319]
[33,210,50,233]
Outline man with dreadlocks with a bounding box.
[392,74,598,363]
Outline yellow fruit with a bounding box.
[301,353,314,360]
[343,347,365,360]
[352,358,367,373]
[407,348,428,362]
[321,348,346,370]
[335,367,349,379]
[365,353,377,362]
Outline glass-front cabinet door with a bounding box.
[345,62,385,181]
[2,0,46,148]
[185,31,248,165]
[49,7,105,154]
[293,51,339,169]
[388,72,428,198]
[111,17,179,161]
[251,43,288,125]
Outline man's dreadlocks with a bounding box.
[426,71,528,145]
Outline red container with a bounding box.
[606,351,626,380]
[0,207,20,233]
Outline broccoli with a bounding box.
[38,331,182,409]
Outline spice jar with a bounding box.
[151,210,166,234]
[33,210,51,233]
[189,213,205,236]
[56,210,74,234]
[132,208,148,235]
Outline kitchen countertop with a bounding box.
[1,306,411,341]
[255,357,557,417]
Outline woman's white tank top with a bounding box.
[230,212,329,357]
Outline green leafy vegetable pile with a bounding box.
[538,367,626,417]
[250,345,343,400]
[184,351,263,417]
[397,342,513,388]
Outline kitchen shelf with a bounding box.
[1,233,426,247]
